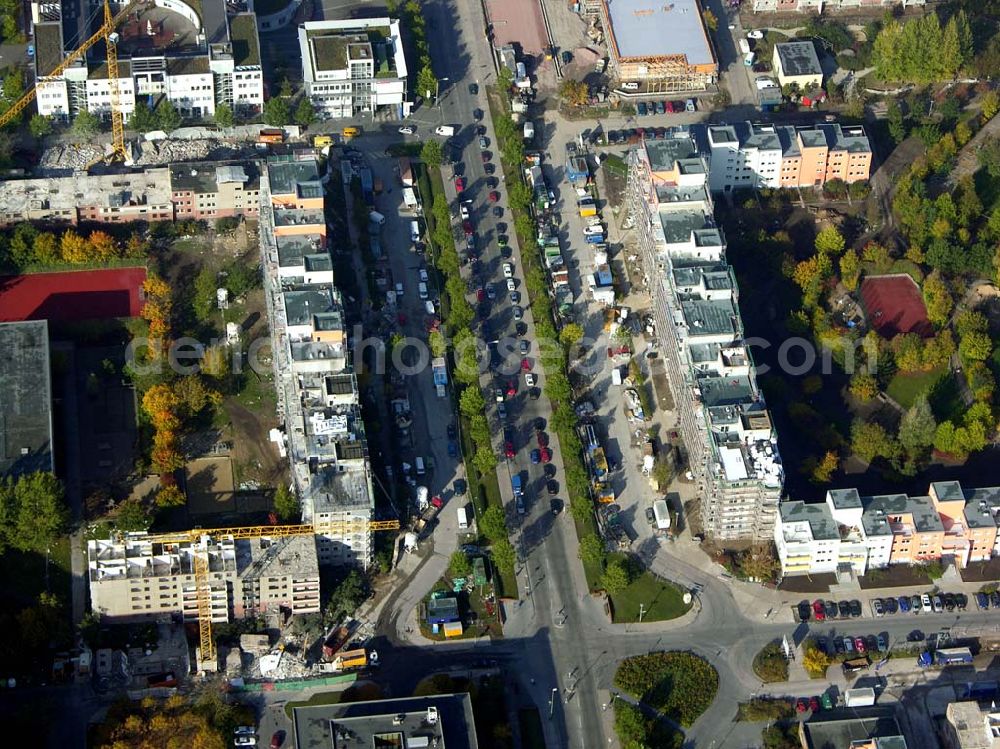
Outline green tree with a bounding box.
[887,100,907,144]
[479,506,507,541]
[428,330,447,357]
[960,330,992,362]
[558,78,589,106]
[473,445,497,474]
[325,570,368,624]
[295,97,317,127]
[922,270,953,326]
[155,100,182,131]
[71,109,101,138]
[213,103,235,128]
[849,372,878,402]
[702,8,718,32]
[449,550,472,578]
[459,385,485,419]
[839,248,861,291]
[982,90,1000,122]
[601,558,631,594]
[28,114,52,139]
[420,139,443,167]
[851,420,899,463]
[0,472,69,553]
[578,533,605,566]
[559,323,585,348]
[273,484,300,522]
[492,539,516,574]
[192,265,219,322]
[814,225,845,256]
[899,395,937,454]
[263,97,291,127]
[417,65,438,100]
[115,497,153,532]
[128,103,157,133]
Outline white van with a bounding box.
[435,125,456,136]
[424,301,436,315]
[457,506,469,530]
[415,456,426,475]
[418,282,429,300]
[653,499,671,531]
[369,211,386,226]
[410,220,420,243]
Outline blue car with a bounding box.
[898,595,910,613]
[637,101,648,116]
[530,449,541,464]
[447,440,458,458]
[977,592,990,610]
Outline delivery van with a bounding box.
[457,506,469,530]
[435,125,456,136]
[415,456,426,475]
[410,220,420,242]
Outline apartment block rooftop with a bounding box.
[236,535,318,580]
[775,40,822,77]
[645,133,700,171]
[0,168,172,218]
[681,298,738,337]
[170,161,259,193]
[307,464,374,513]
[780,500,839,541]
[659,209,713,244]
[229,13,261,67]
[292,693,479,749]
[283,287,338,327]
[603,0,715,66]
[673,264,734,291]
[276,234,330,269]
[273,208,326,228]
[0,320,54,478]
[655,182,710,206]
[819,123,873,153]
[828,487,863,510]
[802,707,907,749]
[268,158,323,197]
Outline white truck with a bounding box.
[457,506,469,530]
[739,38,751,55]
[523,121,535,141]
[844,688,876,707]
[435,125,456,136]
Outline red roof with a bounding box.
[0,267,147,323]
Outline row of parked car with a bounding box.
[606,127,676,145]
[798,599,862,622]
[872,592,969,616]
[817,633,890,657]
[636,98,697,116]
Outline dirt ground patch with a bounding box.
[859,565,931,589]
[184,456,236,514]
[224,398,283,486]
[960,557,1000,583]
[777,574,836,594]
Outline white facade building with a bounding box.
[705,123,783,191]
[31,1,263,122]
[298,18,410,119]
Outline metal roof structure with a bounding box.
[602,0,714,65]
[0,321,54,478]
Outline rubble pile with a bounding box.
[38,143,106,171]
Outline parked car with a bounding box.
[854,637,866,653]
[486,283,496,299]
[455,177,465,193]
[398,125,415,135]
[833,638,846,655]
[872,598,884,617]
[540,447,551,463]
[911,595,922,612]
[796,699,808,714]
[843,636,855,654]
[876,633,888,652]
[530,449,541,464]
[956,593,968,610]
[512,305,523,320]
[797,601,811,622]
[921,593,932,610]
[809,697,820,712]
[504,441,515,459]
[637,101,648,116]
[519,339,530,355]
[884,597,898,614]
[548,480,560,495]
[525,373,536,387]
[898,595,911,613]
[479,136,489,150]
[481,151,491,163]
[991,591,1000,608]
[270,732,285,749]
[813,600,826,621]
[865,635,879,653]
[931,595,944,613]
[655,100,665,115]
[977,592,990,610]
[943,593,956,611]
[645,507,656,524]
[907,629,925,642]
[489,191,500,202]
[493,206,503,218]
[824,600,837,619]
[838,600,851,618]
[537,432,548,447]
[849,600,862,618]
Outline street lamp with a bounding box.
[638,603,647,623]
[548,687,558,719]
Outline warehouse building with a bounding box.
[599,0,718,92]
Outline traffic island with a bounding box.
[418,570,505,641]
[752,641,789,683]
[613,651,719,729]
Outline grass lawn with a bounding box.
[518,708,545,749]
[885,365,947,409]
[610,569,691,623]
[419,580,504,641]
[574,515,603,590]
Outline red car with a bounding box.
[537,432,549,447]
[504,441,515,459]
[506,382,517,398]
[271,732,285,749]
[463,220,473,236]
[854,637,866,653]
[809,696,820,712]
[455,177,465,193]
[521,358,532,371]
[540,447,551,463]
[664,100,674,113]
[812,600,826,621]
[795,699,808,713]
[481,151,491,163]
[476,287,484,302]
[489,190,500,202]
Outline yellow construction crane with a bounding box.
[0,0,140,163]
[139,519,400,666]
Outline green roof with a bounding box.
[34,22,63,79]
[312,36,348,71]
[166,56,211,76]
[230,13,261,67]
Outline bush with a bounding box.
[752,642,789,683]
[737,698,794,722]
[613,651,718,727]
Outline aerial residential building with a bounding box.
[946,702,1000,749]
[751,0,923,12]
[32,0,263,123]
[599,0,718,92]
[772,41,823,90]
[800,707,908,749]
[0,321,54,478]
[626,132,783,541]
[775,482,1000,577]
[0,161,262,225]
[291,694,480,749]
[703,121,872,191]
[87,533,321,622]
[259,153,377,568]
[298,18,410,119]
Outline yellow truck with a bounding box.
[334,648,368,671]
[578,198,597,217]
[342,126,362,140]
[312,134,333,148]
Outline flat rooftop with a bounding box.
[34,22,63,79]
[802,707,905,749]
[268,158,322,197]
[308,464,374,513]
[775,41,822,77]
[603,0,715,66]
[201,0,229,45]
[283,287,337,327]
[237,535,319,579]
[681,298,737,337]
[780,500,839,541]
[293,693,479,749]
[170,161,259,193]
[273,208,326,228]
[229,13,261,67]
[645,135,699,172]
[0,321,54,478]
[659,209,710,244]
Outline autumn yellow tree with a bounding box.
[802,641,832,677]
[155,484,186,508]
[810,451,839,483]
[88,230,118,261]
[60,229,90,263]
[141,274,173,359]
